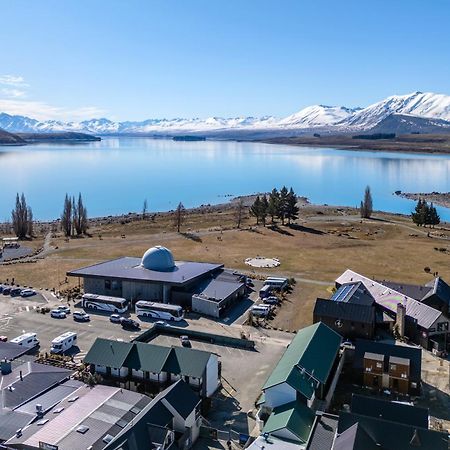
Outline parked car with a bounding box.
[110,313,122,323]
[263,296,280,305]
[20,289,36,298]
[121,318,140,330]
[341,340,353,348]
[155,320,168,327]
[2,287,11,295]
[57,305,71,314]
[180,335,191,348]
[73,311,90,322]
[0,285,5,293]
[0,336,7,342]
[50,309,67,319]
[246,279,254,287]
[10,288,23,297]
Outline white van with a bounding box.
[50,332,77,354]
[10,333,39,348]
[251,305,271,317]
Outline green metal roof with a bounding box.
[165,347,211,379]
[263,322,342,397]
[84,338,133,368]
[263,401,315,443]
[126,342,171,373]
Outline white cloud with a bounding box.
[0,98,107,121]
[0,74,29,87]
[1,88,27,98]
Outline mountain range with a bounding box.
[1,91,450,137]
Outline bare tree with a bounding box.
[142,199,148,220]
[11,193,31,239]
[234,198,245,228]
[61,194,72,237]
[73,193,88,236]
[173,202,186,233]
[360,186,373,219]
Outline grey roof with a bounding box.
[314,298,375,324]
[15,379,84,415]
[336,270,442,329]
[331,282,375,306]
[333,422,378,450]
[337,411,448,450]
[351,395,428,428]
[306,413,338,450]
[162,379,200,419]
[424,277,450,305]
[194,274,244,302]
[0,409,34,442]
[364,352,384,361]
[1,362,72,409]
[0,341,29,361]
[354,340,421,383]
[389,355,410,365]
[378,280,433,301]
[5,384,152,450]
[67,256,222,285]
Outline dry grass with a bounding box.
[2,205,450,330]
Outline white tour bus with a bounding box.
[50,331,77,354]
[81,293,128,313]
[10,332,39,348]
[135,301,184,321]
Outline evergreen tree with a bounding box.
[429,202,440,227]
[73,193,88,235]
[260,195,269,226]
[285,188,299,224]
[267,189,279,223]
[278,186,289,225]
[250,196,262,225]
[412,198,427,226]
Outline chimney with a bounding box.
[36,404,43,418]
[1,359,12,375]
[396,303,406,338]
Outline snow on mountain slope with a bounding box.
[1,92,449,135]
[278,105,356,128]
[340,92,450,129]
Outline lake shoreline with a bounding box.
[395,191,450,209]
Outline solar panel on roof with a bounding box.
[116,419,128,428]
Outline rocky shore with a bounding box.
[395,191,450,209]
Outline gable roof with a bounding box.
[335,270,442,329]
[351,395,428,428]
[354,340,421,382]
[0,341,30,361]
[84,338,133,368]
[85,338,212,379]
[337,411,448,450]
[333,422,378,450]
[263,401,315,444]
[314,298,375,324]
[306,413,338,450]
[162,380,200,419]
[331,281,375,306]
[424,277,450,306]
[263,322,342,398]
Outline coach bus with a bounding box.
[81,293,129,313]
[135,301,184,321]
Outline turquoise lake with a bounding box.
[0,138,449,221]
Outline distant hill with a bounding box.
[0,128,25,145]
[367,113,450,135]
[17,131,101,142]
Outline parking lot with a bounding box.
[150,331,288,434]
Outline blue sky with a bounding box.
[1,0,449,121]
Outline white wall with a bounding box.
[206,355,219,397]
[264,383,297,409]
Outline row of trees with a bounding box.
[412,199,440,227]
[11,193,33,238]
[250,186,299,226]
[61,193,89,237]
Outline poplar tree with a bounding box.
[61,194,73,237]
[360,186,373,219]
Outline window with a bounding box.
[376,362,382,368]
[77,425,89,434]
[437,322,449,332]
[390,364,397,371]
[105,280,112,290]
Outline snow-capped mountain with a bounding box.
[1,92,449,136]
[338,91,450,129]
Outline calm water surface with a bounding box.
[0,138,449,221]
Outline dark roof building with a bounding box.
[313,298,376,340]
[0,341,30,361]
[67,246,246,318]
[306,412,339,450]
[331,282,375,306]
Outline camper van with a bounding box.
[250,305,271,317]
[10,333,39,349]
[50,332,77,354]
[263,277,288,291]
[259,284,273,299]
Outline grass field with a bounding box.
[1,203,450,330]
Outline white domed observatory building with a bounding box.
[67,245,246,317]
